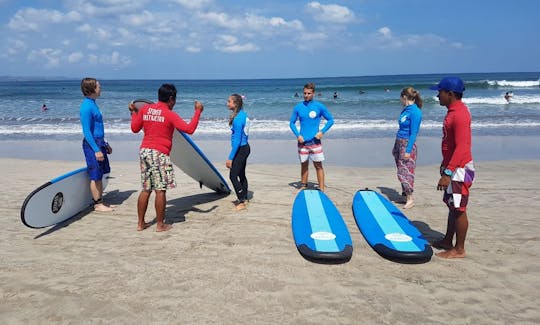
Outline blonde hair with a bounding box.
[228,94,244,126]
[401,87,423,108]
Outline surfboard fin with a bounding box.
[199,181,203,189]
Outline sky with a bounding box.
[0,0,539,80]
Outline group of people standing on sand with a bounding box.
[77,76,474,259]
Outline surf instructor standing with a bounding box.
[80,77,114,213]
[289,82,334,192]
[430,76,475,259]
[129,84,204,232]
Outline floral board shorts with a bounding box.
[139,148,176,191]
[443,161,475,212]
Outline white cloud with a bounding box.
[371,26,461,50]
[67,0,146,17]
[377,27,392,38]
[68,52,84,63]
[123,10,155,27]
[8,8,81,31]
[186,46,201,53]
[200,11,303,33]
[171,0,213,10]
[306,2,355,24]
[27,48,62,67]
[99,51,131,67]
[214,34,259,53]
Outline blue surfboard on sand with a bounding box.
[21,167,109,228]
[352,189,432,263]
[292,189,353,263]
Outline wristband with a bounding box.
[443,169,453,176]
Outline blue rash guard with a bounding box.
[80,97,105,153]
[228,110,250,160]
[396,103,422,153]
[289,100,334,142]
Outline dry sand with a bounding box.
[1,158,539,324]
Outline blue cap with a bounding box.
[430,77,465,93]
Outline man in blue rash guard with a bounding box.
[80,77,113,212]
[289,82,334,192]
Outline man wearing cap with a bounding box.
[430,77,475,259]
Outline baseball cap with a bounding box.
[430,76,465,93]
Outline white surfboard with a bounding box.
[21,168,109,228]
[132,99,231,194]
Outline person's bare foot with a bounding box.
[233,202,247,211]
[403,200,415,209]
[156,224,172,232]
[436,248,466,259]
[430,240,453,250]
[94,203,114,212]
[137,222,151,231]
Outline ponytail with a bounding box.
[228,94,244,126]
[401,87,423,109]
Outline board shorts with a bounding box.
[443,161,475,212]
[82,137,111,181]
[139,148,176,191]
[298,138,324,163]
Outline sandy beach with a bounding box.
[1,140,539,323]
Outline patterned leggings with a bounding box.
[392,138,417,195]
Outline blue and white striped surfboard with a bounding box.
[352,189,432,263]
[21,168,109,228]
[292,189,353,263]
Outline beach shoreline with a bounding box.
[2,157,540,324]
[1,135,540,167]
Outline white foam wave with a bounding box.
[486,79,540,87]
[431,95,540,105]
[1,119,539,136]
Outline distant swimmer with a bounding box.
[41,104,48,112]
[358,89,365,94]
[294,92,299,98]
[333,91,338,99]
[504,91,513,103]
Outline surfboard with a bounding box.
[292,189,353,263]
[352,189,432,263]
[132,99,230,194]
[21,167,109,228]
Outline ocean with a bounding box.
[1,72,539,142]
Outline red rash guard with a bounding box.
[441,100,473,171]
[131,101,201,155]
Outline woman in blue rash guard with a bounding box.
[392,86,423,209]
[225,94,251,211]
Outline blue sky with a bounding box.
[0,0,538,79]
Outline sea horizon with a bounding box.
[2,72,539,149]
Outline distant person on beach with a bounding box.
[80,77,114,213]
[289,82,334,191]
[41,104,48,112]
[392,87,423,209]
[129,84,204,232]
[429,76,475,259]
[504,91,513,103]
[226,94,251,211]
